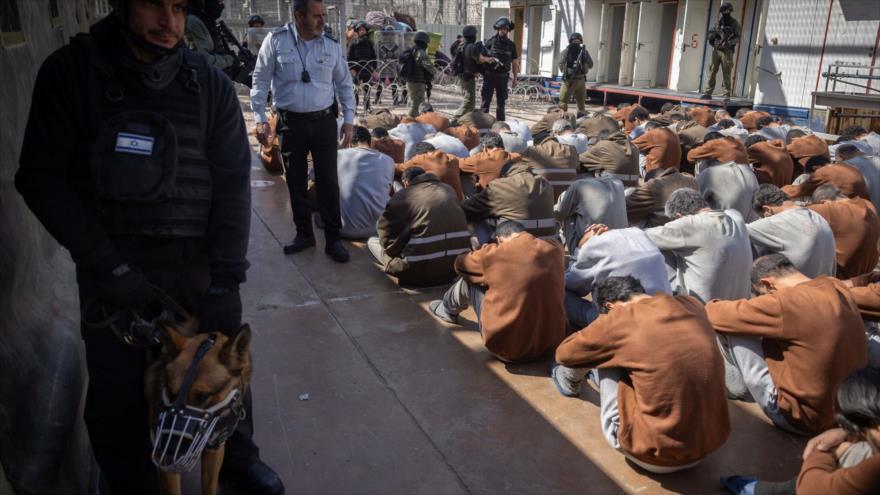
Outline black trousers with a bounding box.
[278,110,341,241]
[480,71,510,121]
[78,240,258,494]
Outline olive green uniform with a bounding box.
[407,47,437,118]
[453,43,483,119]
[557,44,593,112]
[704,16,741,98]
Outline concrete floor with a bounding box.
[188,93,807,495]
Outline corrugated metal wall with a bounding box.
[755,0,880,110]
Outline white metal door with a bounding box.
[632,1,663,87]
[618,2,641,85]
[596,2,614,83]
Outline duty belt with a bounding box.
[279,106,334,121]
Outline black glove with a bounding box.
[97,264,156,310]
[199,286,242,336]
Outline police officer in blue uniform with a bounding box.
[252,0,356,262]
[16,0,283,493]
[481,17,520,122]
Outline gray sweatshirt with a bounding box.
[698,162,759,222]
[746,207,836,278]
[565,227,672,298]
[645,209,752,302]
[335,147,395,238]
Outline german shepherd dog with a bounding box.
[146,320,252,495]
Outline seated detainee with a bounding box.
[552,276,730,473]
[612,103,646,134]
[686,132,748,171]
[520,133,580,199]
[552,119,589,154]
[367,167,470,286]
[687,105,717,128]
[459,133,522,191]
[722,366,880,495]
[787,134,830,173]
[463,163,557,243]
[442,123,481,150]
[455,110,495,132]
[578,130,640,187]
[428,220,566,363]
[807,184,880,279]
[531,106,576,144]
[707,254,868,435]
[397,142,464,201]
[697,161,760,222]
[754,115,788,142]
[554,176,627,256]
[329,126,394,239]
[631,121,682,174]
[414,102,450,132]
[626,168,699,228]
[626,106,650,140]
[837,143,880,212]
[564,226,671,328]
[645,189,752,302]
[745,134,794,187]
[783,159,871,202]
[467,121,528,154]
[424,131,470,158]
[389,120,436,161]
[503,118,533,144]
[576,111,619,142]
[370,127,406,164]
[748,184,836,278]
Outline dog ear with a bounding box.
[220,324,252,372]
[157,323,187,354]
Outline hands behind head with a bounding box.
[578,224,609,248]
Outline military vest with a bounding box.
[485,35,515,73]
[78,34,213,238]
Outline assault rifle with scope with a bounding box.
[217,20,257,87]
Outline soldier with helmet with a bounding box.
[16,0,284,493]
[481,16,520,121]
[248,14,266,28]
[348,20,378,111]
[451,25,496,120]
[557,32,593,113]
[399,31,437,118]
[702,2,741,100]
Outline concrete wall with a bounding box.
[0,1,94,494]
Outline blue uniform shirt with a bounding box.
[250,23,355,124]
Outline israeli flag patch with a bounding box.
[115,132,154,156]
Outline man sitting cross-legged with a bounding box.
[428,220,566,363]
[706,254,869,435]
[367,167,470,286]
[552,276,730,473]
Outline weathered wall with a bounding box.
[0,1,95,494]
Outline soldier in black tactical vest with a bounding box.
[481,17,520,121]
[557,32,593,113]
[15,0,283,493]
[451,25,496,120]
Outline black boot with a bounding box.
[283,235,316,255]
[325,239,350,263]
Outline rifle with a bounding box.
[217,20,257,87]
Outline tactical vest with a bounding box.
[348,37,375,64]
[399,47,429,83]
[564,46,588,79]
[485,35,515,73]
[462,42,481,78]
[78,35,213,238]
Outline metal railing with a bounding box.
[822,62,880,94]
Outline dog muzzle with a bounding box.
[151,335,245,472]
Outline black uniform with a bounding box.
[15,15,256,494]
[347,36,377,83]
[481,34,518,121]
